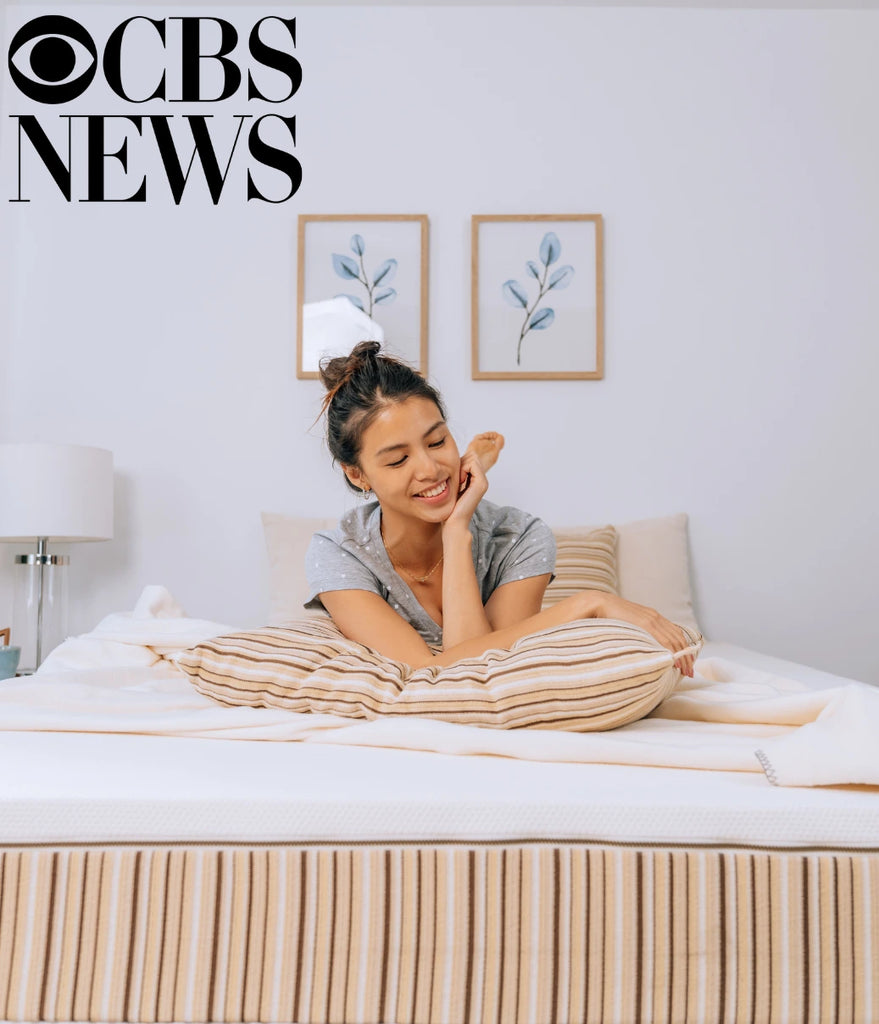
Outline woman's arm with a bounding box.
[484,574,552,629]
[451,433,556,635]
[321,584,696,675]
[320,586,609,669]
[438,523,492,648]
[319,589,444,666]
[437,531,553,642]
[437,451,493,648]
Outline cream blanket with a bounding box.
[1,586,876,789]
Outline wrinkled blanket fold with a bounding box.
[1,587,876,788]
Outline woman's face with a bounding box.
[346,396,461,525]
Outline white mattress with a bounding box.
[2,642,877,851]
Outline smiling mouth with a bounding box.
[414,480,449,499]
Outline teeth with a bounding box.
[417,481,447,498]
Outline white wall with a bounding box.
[2,4,877,682]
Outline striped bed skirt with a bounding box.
[1,842,877,1024]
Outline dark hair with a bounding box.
[320,341,446,492]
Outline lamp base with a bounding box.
[12,549,69,673]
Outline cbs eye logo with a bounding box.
[8,16,98,104]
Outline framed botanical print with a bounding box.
[471,214,604,380]
[297,214,429,379]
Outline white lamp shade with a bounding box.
[0,443,114,542]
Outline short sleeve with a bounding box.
[305,532,384,610]
[493,515,556,589]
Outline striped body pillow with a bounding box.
[178,617,703,732]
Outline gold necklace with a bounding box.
[398,553,444,584]
[383,534,444,584]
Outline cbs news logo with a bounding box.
[7,14,303,204]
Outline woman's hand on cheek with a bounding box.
[443,451,487,531]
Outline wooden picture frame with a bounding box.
[471,214,604,380]
[297,214,429,380]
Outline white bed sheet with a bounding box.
[2,638,877,850]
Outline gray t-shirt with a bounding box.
[305,499,556,647]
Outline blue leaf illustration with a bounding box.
[539,232,561,267]
[372,258,398,287]
[526,260,541,280]
[548,265,575,290]
[502,280,529,308]
[350,234,365,256]
[332,253,360,280]
[529,307,555,331]
[374,287,397,306]
[335,293,365,312]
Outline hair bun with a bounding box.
[319,340,384,414]
[353,339,382,360]
[319,340,381,391]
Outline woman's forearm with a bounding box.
[440,525,492,648]
[430,590,606,667]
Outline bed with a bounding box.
[1,513,877,1024]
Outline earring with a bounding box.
[361,487,371,500]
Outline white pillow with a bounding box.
[261,511,700,633]
[617,513,700,633]
[261,512,337,624]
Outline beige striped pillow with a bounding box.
[542,525,618,609]
[178,617,703,732]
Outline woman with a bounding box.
[306,341,694,675]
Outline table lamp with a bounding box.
[0,443,113,673]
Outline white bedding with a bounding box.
[1,588,877,850]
